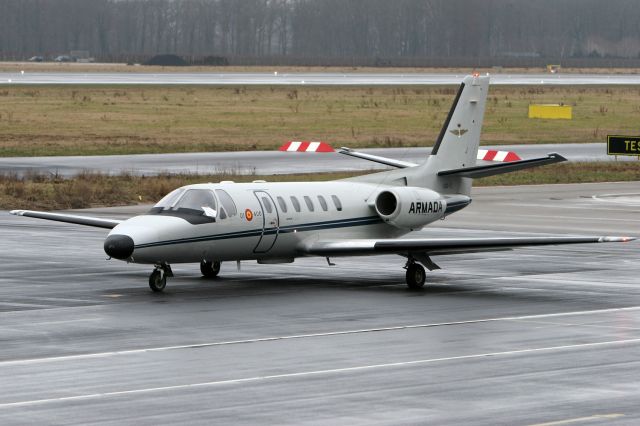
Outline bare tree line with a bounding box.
[1,0,639,62]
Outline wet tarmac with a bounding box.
[0,182,638,425]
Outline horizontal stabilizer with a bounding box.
[338,147,417,168]
[437,153,566,179]
[10,210,121,229]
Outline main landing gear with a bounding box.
[405,260,426,290]
[149,263,173,292]
[200,260,221,278]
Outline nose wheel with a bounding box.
[200,260,221,278]
[405,261,426,290]
[149,263,172,292]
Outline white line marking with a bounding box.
[1,306,639,367]
[512,213,640,223]
[592,193,640,207]
[1,338,639,408]
[307,141,320,152]
[528,413,624,426]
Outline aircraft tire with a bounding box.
[406,263,426,290]
[149,269,167,292]
[200,260,221,278]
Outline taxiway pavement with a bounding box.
[0,182,639,424]
[0,143,623,178]
[2,72,640,86]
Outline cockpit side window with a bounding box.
[218,205,227,220]
[215,189,237,217]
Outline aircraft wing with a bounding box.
[10,210,121,229]
[300,236,634,257]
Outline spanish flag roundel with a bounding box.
[245,209,253,221]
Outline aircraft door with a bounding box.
[253,191,279,253]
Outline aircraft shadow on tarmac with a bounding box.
[100,271,602,306]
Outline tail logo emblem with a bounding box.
[449,128,468,137]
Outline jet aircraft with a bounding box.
[10,75,634,292]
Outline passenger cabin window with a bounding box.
[317,195,328,211]
[277,196,288,213]
[331,195,343,211]
[303,196,314,212]
[261,196,273,213]
[215,189,237,217]
[290,196,301,212]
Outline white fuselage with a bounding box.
[109,181,408,265]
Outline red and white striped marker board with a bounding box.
[477,149,521,162]
[279,141,334,152]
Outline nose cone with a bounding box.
[104,234,134,260]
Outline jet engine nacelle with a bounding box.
[374,187,446,229]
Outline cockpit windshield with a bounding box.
[149,188,217,220]
[174,189,217,213]
[151,188,216,212]
[153,188,185,210]
[148,187,236,224]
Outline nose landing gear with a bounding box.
[149,263,173,292]
[200,260,221,278]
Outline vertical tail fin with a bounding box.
[417,74,490,195]
[427,74,490,170]
[342,75,490,197]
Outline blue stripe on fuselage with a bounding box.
[133,216,383,249]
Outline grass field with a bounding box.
[1,84,640,157]
[2,162,638,210]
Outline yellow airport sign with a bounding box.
[547,64,561,73]
[607,135,640,156]
[528,104,572,120]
